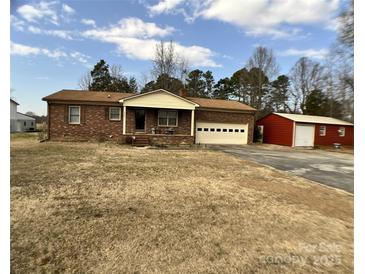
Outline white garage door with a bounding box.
[196,122,248,145]
[294,123,315,147]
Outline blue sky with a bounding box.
[10,0,346,115]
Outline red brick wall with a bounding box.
[314,124,354,146]
[256,114,294,146]
[48,104,123,141]
[126,108,192,135]
[48,103,256,145]
[195,110,255,144]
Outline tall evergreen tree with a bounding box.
[304,89,330,116]
[82,60,137,93]
[89,60,112,91]
[203,71,215,97]
[267,75,290,112]
[128,77,139,93]
[230,68,251,103]
[213,78,232,99]
[186,69,206,97]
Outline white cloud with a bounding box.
[62,4,75,14]
[84,17,175,39]
[10,41,67,58]
[17,1,59,25]
[10,41,90,64]
[27,25,74,40]
[81,18,96,28]
[82,17,220,67]
[148,0,184,16]
[11,15,26,31]
[279,48,329,59]
[11,42,41,56]
[70,51,90,64]
[245,27,309,40]
[147,0,340,39]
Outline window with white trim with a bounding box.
[69,106,80,124]
[109,107,121,121]
[158,110,178,126]
[319,125,326,136]
[339,127,345,137]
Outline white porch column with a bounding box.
[191,109,195,136]
[123,106,126,134]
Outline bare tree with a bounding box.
[78,72,92,90]
[152,41,177,78]
[176,56,189,86]
[247,46,279,80]
[338,0,354,50]
[110,64,124,80]
[246,46,279,109]
[324,1,354,121]
[289,57,325,113]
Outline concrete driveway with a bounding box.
[212,145,354,193]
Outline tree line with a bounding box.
[79,1,353,122]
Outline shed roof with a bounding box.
[42,89,256,112]
[274,113,353,126]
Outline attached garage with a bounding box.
[188,97,256,145]
[256,113,354,147]
[195,122,248,144]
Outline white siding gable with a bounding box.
[122,90,197,110]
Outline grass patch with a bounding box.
[11,136,353,273]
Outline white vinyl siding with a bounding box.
[109,107,121,121]
[158,110,178,127]
[69,106,80,124]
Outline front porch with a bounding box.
[123,107,195,146]
[119,89,199,146]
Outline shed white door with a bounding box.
[196,122,248,145]
[294,123,315,147]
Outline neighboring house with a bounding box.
[10,99,36,132]
[10,99,18,132]
[256,113,354,147]
[42,89,256,145]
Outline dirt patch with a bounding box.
[11,135,353,273]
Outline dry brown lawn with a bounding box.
[11,134,353,273]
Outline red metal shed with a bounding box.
[256,113,354,147]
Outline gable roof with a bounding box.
[17,112,36,120]
[274,113,353,126]
[120,89,199,106]
[42,89,256,112]
[186,97,256,112]
[11,98,19,105]
[42,89,133,103]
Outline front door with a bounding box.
[135,109,145,131]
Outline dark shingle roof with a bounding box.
[42,89,133,103]
[186,97,256,112]
[43,89,256,112]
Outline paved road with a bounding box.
[212,145,354,193]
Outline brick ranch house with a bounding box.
[42,89,257,145]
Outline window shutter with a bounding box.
[105,107,109,120]
[81,106,85,123]
[64,105,68,123]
